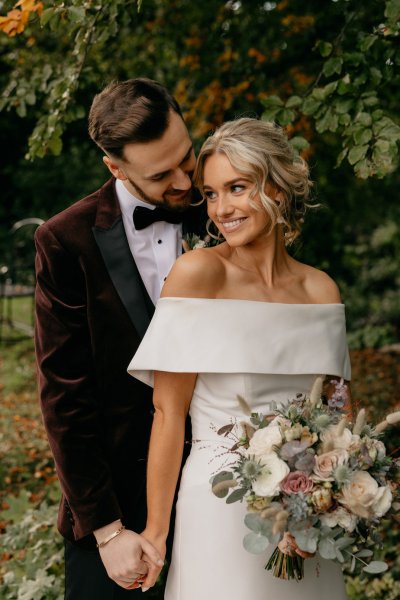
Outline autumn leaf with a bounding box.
[0,0,43,37]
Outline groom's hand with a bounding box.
[94,520,164,589]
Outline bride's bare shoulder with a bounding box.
[161,245,226,299]
[300,263,342,304]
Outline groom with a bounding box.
[34,78,206,598]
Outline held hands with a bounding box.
[139,528,168,591]
[94,520,164,590]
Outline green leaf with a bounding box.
[323,57,343,77]
[359,34,378,52]
[363,561,389,574]
[289,136,310,152]
[323,80,338,96]
[244,513,272,537]
[261,107,281,122]
[40,8,55,27]
[226,488,247,504]
[334,98,354,114]
[68,6,86,24]
[243,531,270,554]
[348,145,369,165]
[294,528,319,554]
[338,114,351,125]
[318,536,336,560]
[357,112,372,127]
[285,95,302,109]
[1,490,31,521]
[355,549,374,558]
[277,108,296,126]
[318,41,333,57]
[261,95,284,108]
[354,128,372,145]
[302,97,321,116]
[316,108,338,133]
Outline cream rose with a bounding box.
[313,449,349,481]
[319,507,357,532]
[320,426,359,454]
[252,452,290,497]
[373,485,392,517]
[247,425,282,459]
[339,471,389,519]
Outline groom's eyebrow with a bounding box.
[144,144,194,181]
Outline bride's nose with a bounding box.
[216,194,234,218]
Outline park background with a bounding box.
[0,0,399,598]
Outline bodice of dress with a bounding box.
[128,297,351,442]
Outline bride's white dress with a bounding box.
[128,298,351,600]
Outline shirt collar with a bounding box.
[115,178,157,221]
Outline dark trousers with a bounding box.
[64,540,143,599]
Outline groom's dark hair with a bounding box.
[88,77,183,160]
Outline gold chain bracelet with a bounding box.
[96,525,126,548]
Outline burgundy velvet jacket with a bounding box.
[34,178,205,549]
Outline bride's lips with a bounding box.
[218,217,247,233]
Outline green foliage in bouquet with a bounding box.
[211,377,400,581]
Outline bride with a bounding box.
[128,118,351,599]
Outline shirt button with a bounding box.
[157,239,162,244]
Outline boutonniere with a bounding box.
[182,233,220,252]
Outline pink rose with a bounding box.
[281,471,314,495]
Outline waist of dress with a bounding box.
[191,438,236,446]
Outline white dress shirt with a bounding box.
[116,179,183,305]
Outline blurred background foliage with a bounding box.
[1,0,399,347]
[0,1,399,598]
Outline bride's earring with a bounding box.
[206,218,225,241]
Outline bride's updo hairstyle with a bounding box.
[194,118,312,245]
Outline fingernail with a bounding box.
[142,587,149,592]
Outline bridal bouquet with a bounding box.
[211,377,400,581]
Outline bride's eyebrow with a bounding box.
[203,177,250,189]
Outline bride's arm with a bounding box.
[141,369,197,588]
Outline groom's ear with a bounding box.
[103,155,128,181]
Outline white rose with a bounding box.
[247,425,282,459]
[320,507,357,532]
[372,485,392,517]
[339,471,382,519]
[252,452,290,497]
[313,449,349,481]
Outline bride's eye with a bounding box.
[231,184,246,193]
[204,190,217,201]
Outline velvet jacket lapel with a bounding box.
[92,179,154,338]
[92,179,207,335]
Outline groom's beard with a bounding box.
[125,174,194,212]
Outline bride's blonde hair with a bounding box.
[194,118,313,245]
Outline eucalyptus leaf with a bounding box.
[226,488,247,504]
[318,536,337,560]
[294,528,319,554]
[243,531,270,554]
[355,549,374,558]
[363,561,389,574]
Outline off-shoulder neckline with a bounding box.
[159,297,344,307]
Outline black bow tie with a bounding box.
[133,205,183,230]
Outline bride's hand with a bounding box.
[140,529,167,591]
[278,532,315,559]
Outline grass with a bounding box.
[0,319,399,599]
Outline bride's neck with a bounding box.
[230,227,291,287]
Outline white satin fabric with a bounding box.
[128,298,351,600]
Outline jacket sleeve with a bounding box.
[34,223,122,539]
